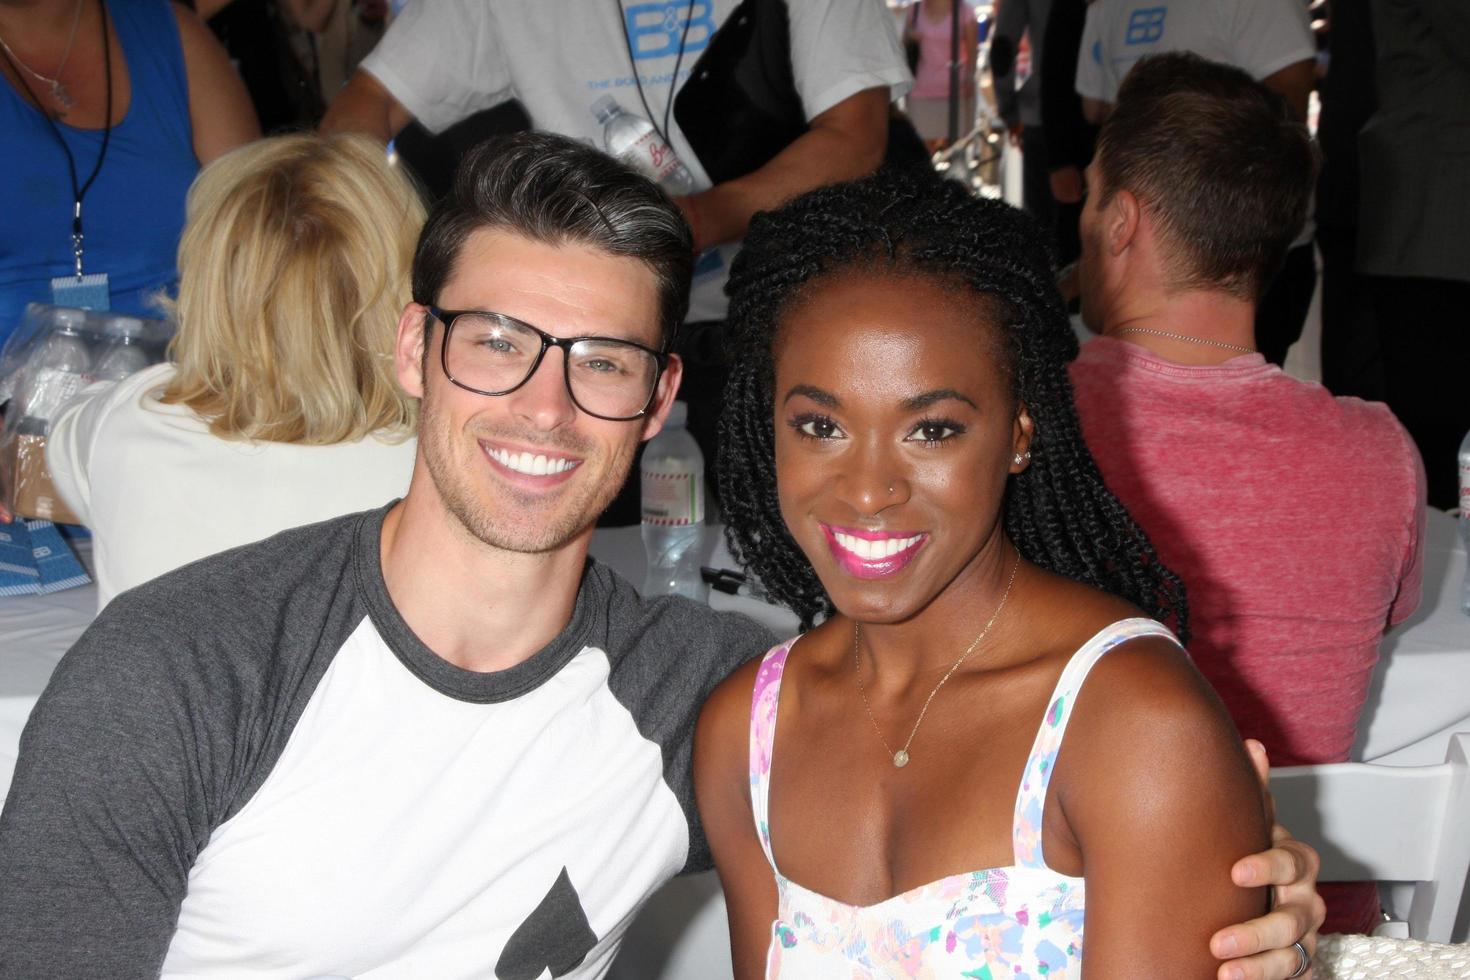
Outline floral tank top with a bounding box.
[748,617,1181,978]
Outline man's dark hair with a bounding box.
[411,131,693,346]
[719,170,1189,637]
[1094,52,1316,301]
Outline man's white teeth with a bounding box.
[488,447,578,476]
[833,531,923,560]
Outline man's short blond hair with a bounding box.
[159,133,425,445]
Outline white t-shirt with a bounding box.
[361,0,911,321]
[45,361,416,609]
[1074,0,1314,105]
[163,619,690,979]
[1074,0,1316,247]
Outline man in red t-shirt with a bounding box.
[1067,53,1426,936]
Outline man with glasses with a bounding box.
[1,132,1324,979]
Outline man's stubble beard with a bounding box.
[418,392,637,555]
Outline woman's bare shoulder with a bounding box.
[1016,564,1169,659]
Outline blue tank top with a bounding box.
[0,0,198,347]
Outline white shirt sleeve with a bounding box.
[1224,0,1315,81]
[359,0,516,135]
[44,378,122,526]
[786,0,912,119]
[44,363,178,529]
[1073,0,1115,102]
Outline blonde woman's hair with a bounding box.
[159,133,425,444]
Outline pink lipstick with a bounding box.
[819,524,928,579]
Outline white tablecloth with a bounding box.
[0,540,97,806]
[587,524,800,638]
[1,515,1464,803]
[1357,509,1470,764]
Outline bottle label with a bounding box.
[641,469,704,526]
[633,131,682,184]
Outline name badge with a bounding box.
[50,272,110,311]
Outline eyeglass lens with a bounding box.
[445,313,659,419]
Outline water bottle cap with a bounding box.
[664,400,688,427]
[51,307,88,330]
[102,316,146,338]
[591,95,622,123]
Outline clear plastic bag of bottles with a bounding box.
[0,303,171,521]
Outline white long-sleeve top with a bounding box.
[46,362,416,611]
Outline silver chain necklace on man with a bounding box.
[0,0,85,111]
[1114,326,1255,355]
[853,553,1021,769]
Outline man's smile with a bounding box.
[481,440,584,480]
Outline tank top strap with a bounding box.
[748,639,797,874]
[105,0,192,146]
[1010,617,1182,869]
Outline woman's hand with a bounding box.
[1212,740,1325,980]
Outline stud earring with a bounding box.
[1013,451,1032,466]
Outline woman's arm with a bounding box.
[693,657,779,980]
[171,3,260,165]
[1057,637,1272,976]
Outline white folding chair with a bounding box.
[1269,732,1470,943]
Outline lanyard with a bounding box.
[617,0,696,149]
[0,0,113,279]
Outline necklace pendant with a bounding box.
[892,749,910,768]
[50,80,74,110]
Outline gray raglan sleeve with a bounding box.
[0,597,220,979]
[597,571,778,876]
[674,610,775,874]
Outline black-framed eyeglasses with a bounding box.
[429,306,668,422]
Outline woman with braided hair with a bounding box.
[692,171,1292,978]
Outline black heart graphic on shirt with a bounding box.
[495,866,599,980]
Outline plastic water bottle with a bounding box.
[93,316,150,382]
[1459,428,1470,615]
[18,308,92,421]
[641,401,707,600]
[592,95,696,196]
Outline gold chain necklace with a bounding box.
[0,0,85,110]
[853,553,1020,768]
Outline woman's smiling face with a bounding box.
[773,269,1032,626]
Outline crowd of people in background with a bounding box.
[0,0,1464,974]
